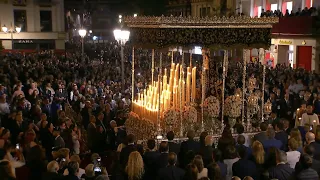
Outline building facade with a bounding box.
[0,0,66,50]
[166,0,192,16]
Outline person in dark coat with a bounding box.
[155,141,170,172]
[232,146,257,179]
[294,154,319,180]
[53,129,65,149]
[87,115,99,152]
[167,131,180,155]
[119,134,136,168]
[262,128,283,152]
[295,144,320,176]
[253,122,268,143]
[305,132,320,160]
[42,160,63,180]
[179,130,200,168]
[198,135,214,167]
[157,152,185,180]
[275,121,289,151]
[143,139,160,180]
[268,150,294,180]
[236,135,252,159]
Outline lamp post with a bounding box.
[113,29,130,91]
[2,23,21,49]
[78,29,87,59]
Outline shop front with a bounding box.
[12,39,56,50]
[270,38,318,71]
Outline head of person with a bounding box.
[147,139,156,151]
[283,119,290,129]
[85,164,95,178]
[267,127,276,139]
[47,160,59,173]
[167,131,175,141]
[110,120,117,129]
[98,112,104,120]
[251,141,265,164]
[0,129,10,141]
[185,163,198,180]
[127,134,135,144]
[187,130,195,140]
[126,151,144,180]
[276,150,287,164]
[207,162,221,180]
[237,145,247,159]
[168,152,178,166]
[70,155,82,166]
[304,144,315,157]
[67,161,79,176]
[307,105,313,114]
[237,135,245,145]
[90,115,96,123]
[299,154,313,170]
[288,138,299,151]
[205,135,214,147]
[306,132,316,144]
[200,131,208,146]
[0,161,15,179]
[159,141,169,153]
[213,149,223,163]
[290,128,303,147]
[275,121,284,131]
[225,145,238,159]
[235,124,245,134]
[193,155,204,173]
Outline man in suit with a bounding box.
[253,122,268,143]
[167,131,180,155]
[280,93,294,121]
[262,128,282,152]
[275,121,289,151]
[144,139,160,180]
[53,129,65,149]
[295,144,320,176]
[306,132,320,160]
[199,135,214,167]
[232,146,257,179]
[269,150,294,180]
[236,135,251,159]
[179,130,200,168]
[157,152,185,180]
[155,141,170,172]
[87,115,98,153]
[119,134,136,168]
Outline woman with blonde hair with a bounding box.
[193,155,208,179]
[290,128,303,152]
[125,151,144,180]
[250,141,266,179]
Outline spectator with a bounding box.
[179,130,200,168]
[64,161,79,180]
[286,138,301,169]
[269,150,294,180]
[232,145,257,179]
[42,160,63,180]
[125,151,144,180]
[295,154,319,180]
[262,128,282,151]
[305,132,320,160]
[157,152,185,180]
[223,146,239,180]
[143,139,160,180]
[207,162,222,180]
[167,131,180,155]
[193,155,208,179]
[183,163,198,180]
[0,161,16,180]
[198,135,214,167]
[212,149,227,179]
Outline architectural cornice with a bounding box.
[124,16,279,28]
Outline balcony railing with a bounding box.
[271,16,315,36]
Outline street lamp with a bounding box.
[113,28,130,91]
[2,24,21,49]
[78,29,87,59]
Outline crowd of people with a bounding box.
[260,6,319,17]
[1,40,320,180]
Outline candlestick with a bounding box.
[192,67,196,101]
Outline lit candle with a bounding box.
[186,67,191,104]
[192,67,196,100]
[182,80,185,107]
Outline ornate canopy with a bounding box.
[124,16,279,49]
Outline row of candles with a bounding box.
[132,63,197,121]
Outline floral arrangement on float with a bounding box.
[224,94,242,128]
[203,96,220,118]
[162,108,180,133]
[183,106,198,124]
[203,96,222,134]
[125,112,157,140]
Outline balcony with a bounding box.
[271,16,317,37]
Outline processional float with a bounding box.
[124,16,278,140]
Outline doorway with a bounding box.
[297,46,312,71]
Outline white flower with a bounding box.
[183,106,197,123]
[204,96,220,118]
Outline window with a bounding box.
[258,6,262,17]
[200,7,210,17]
[287,2,293,13]
[40,10,52,32]
[14,10,27,32]
[271,4,278,12]
[13,0,26,6]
